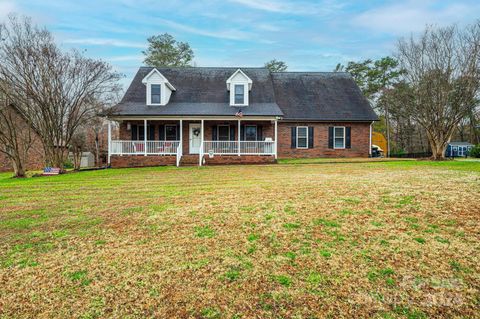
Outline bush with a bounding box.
[469,145,480,158]
[63,159,74,169]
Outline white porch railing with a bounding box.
[176,141,183,167]
[202,141,275,155]
[111,140,180,155]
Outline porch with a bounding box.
[107,118,278,167]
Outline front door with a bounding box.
[189,123,202,154]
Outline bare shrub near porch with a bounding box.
[0,15,122,170]
[395,21,480,159]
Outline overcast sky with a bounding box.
[1,0,479,88]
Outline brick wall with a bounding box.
[204,155,275,165]
[277,122,371,158]
[110,155,176,168]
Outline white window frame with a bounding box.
[150,84,162,105]
[244,125,258,141]
[164,124,177,141]
[217,125,230,141]
[334,126,346,149]
[231,83,248,106]
[296,126,308,149]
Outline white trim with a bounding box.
[226,69,253,89]
[238,119,241,156]
[274,120,278,159]
[199,120,204,166]
[108,116,279,121]
[141,68,176,90]
[217,124,230,141]
[149,84,162,105]
[231,83,248,106]
[296,126,308,149]
[144,119,147,156]
[333,126,346,149]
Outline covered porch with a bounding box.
[107,117,278,167]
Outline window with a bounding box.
[245,125,257,141]
[234,84,245,104]
[138,125,145,140]
[334,127,345,149]
[151,84,161,104]
[165,125,177,141]
[218,125,230,141]
[296,126,308,148]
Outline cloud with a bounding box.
[155,18,252,41]
[0,1,15,22]
[228,0,342,15]
[107,54,144,62]
[352,1,480,35]
[62,38,145,49]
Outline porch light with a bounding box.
[127,123,131,130]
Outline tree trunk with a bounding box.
[12,157,26,178]
[426,133,448,160]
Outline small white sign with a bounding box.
[208,149,214,158]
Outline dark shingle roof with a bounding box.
[110,67,377,121]
[113,67,283,117]
[271,72,377,121]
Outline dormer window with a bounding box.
[151,84,161,104]
[142,68,176,106]
[226,69,253,107]
[234,84,245,105]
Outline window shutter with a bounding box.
[308,127,314,148]
[212,125,217,141]
[229,126,235,141]
[291,127,296,148]
[345,127,351,149]
[257,125,263,141]
[149,125,155,140]
[159,125,165,141]
[328,127,334,148]
[176,124,180,140]
[240,125,245,141]
[131,124,138,140]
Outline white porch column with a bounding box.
[180,119,183,147]
[199,119,204,166]
[107,120,112,165]
[237,119,241,156]
[274,119,278,159]
[369,121,373,157]
[144,119,147,156]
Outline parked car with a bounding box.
[371,144,384,158]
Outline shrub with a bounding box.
[469,144,480,158]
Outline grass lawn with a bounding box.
[0,160,478,318]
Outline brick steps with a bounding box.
[180,155,199,166]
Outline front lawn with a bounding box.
[0,161,478,318]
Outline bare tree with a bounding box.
[0,90,35,177]
[396,21,480,159]
[69,129,86,171]
[0,15,121,170]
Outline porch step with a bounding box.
[180,155,200,166]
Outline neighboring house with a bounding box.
[68,152,95,168]
[446,142,474,157]
[106,67,378,167]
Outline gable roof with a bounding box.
[110,67,378,121]
[141,68,176,90]
[271,72,378,121]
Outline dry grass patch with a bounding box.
[0,161,478,318]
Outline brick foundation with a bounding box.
[110,155,176,168]
[203,155,276,165]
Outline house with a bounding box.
[446,142,474,157]
[106,67,378,167]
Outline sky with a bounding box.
[1,0,479,88]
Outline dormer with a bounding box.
[226,69,252,106]
[142,68,176,106]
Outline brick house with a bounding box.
[106,67,378,167]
